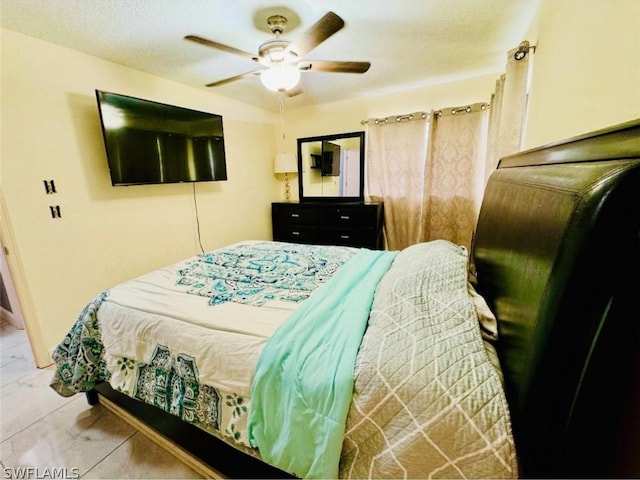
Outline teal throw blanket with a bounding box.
[248,249,397,478]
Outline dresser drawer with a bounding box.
[324,205,378,228]
[273,225,321,244]
[324,228,374,248]
[272,204,321,225]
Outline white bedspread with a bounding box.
[101,267,295,397]
[97,240,356,447]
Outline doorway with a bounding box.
[1,242,26,330]
[1,192,48,368]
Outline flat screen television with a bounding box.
[95,90,228,186]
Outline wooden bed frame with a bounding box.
[473,119,640,477]
[92,119,640,478]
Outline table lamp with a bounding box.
[274,153,297,200]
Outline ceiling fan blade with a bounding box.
[205,70,262,87]
[289,11,345,57]
[185,35,257,61]
[301,60,371,74]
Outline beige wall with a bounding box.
[523,0,640,149]
[1,29,279,365]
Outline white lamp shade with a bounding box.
[274,153,297,173]
[260,64,301,92]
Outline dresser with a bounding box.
[272,202,384,249]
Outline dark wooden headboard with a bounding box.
[472,119,640,478]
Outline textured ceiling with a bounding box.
[0,0,540,112]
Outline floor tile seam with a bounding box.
[0,363,54,390]
[0,339,30,353]
[0,352,33,371]
[0,394,83,444]
[79,431,138,479]
[0,356,23,371]
[0,337,32,351]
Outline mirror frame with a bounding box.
[297,131,365,203]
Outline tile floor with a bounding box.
[0,318,204,479]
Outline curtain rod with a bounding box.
[434,102,490,117]
[360,111,429,126]
[360,39,531,126]
[361,103,489,126]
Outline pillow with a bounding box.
[468,281,499,342]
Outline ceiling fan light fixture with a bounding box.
[188,11,369,94]
[260,63,301,92]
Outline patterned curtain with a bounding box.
[365,114,430,250]
[485,43,532,179]
[421,104,490,250]
[366,44,531,251]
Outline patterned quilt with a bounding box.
[340,240,518,478]
[176,241,355,306]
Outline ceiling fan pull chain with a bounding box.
[279,90,286,141]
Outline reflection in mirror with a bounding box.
[297,131,365,202]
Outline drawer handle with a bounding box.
[340,215,350,220]
[292,231,300,236]
[290,213,300,218]
[340,235,350,239]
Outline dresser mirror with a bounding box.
[297,131,365,202]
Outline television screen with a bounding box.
[95,90,228,186]
[321,141,341,177]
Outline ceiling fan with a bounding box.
[185,11,371,94]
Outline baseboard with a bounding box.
[0,306,23,329]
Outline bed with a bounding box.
[50,119,640,478]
